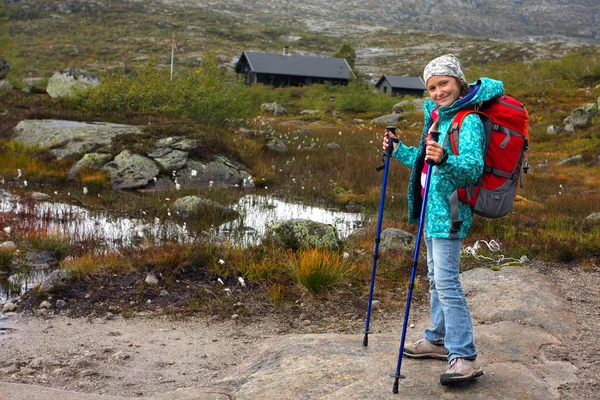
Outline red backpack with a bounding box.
[447,95,529,224]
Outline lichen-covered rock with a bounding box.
[12,119,144,160]
[265,219,341,250]
[266,138,288,154]
[379,228,415,253]
[557,155,585,166]
[178,157,254,189]
[148,147,188,172]
[46,68,100,98]
[101,150,160,190]
[261,102,289,116]
[170,195,239,221]
[0,80,13,90]
[392,99,425,114]
[370,113,402,126]
[546,125,564,135]
[563,103,598,128]
[68,153,113,179]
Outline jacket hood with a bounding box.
[425,77,505,118]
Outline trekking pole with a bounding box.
[362,126,397,347]
[391,130,440,393]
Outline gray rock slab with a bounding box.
[178,157,253,189]
[205,333,566,400]
[13,120,144,160]
[149,148,188,172]
[461,266,577,337]
[0,382,131,400]
[101,150,159,190]
[475,321,561,363]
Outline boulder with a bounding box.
[24,250,58,269]
[170,195,239,221]
[557,155,585,166]
[177,157,254,189]
[261,102,289,116]
[265,219,341,250]
[46,68,100,98]
[379,228,415,253]
[0,80,13,90]
[392,98,425,114]
[546,125,564,135]
[325,142,341,151]
[12,119,144,160]
[0,59,9,79]
[101,150,160,190]
[563,103,598,128]
[294,128,315,137]
[68,153,113,179]
[147,147,188,172]
[370,113,402,126]
[155,136,202,152]
[38,269,70,293]
[585,212,600,221]
[266,138,288,154]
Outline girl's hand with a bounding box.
[382,129,399,152]
[425,139,443,164]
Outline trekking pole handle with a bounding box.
[385,126,398,157]
[425,130,441,166]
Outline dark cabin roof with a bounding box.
[236,51,353,80]
[375,75,426,90]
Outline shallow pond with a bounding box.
[0,190,364,302]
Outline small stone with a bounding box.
[371,300,381,310]
[40,300,52,309]
[303,319,312,326]
[231,314,239,319]
[55,299,67,308]
[2,302,17,312]
[145,274,159,285]
[159,290,169,297]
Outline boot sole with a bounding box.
[440,370,484,386]
[403,351,448,360]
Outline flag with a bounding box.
[172,36,178,51]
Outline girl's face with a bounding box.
[426,75,461,107]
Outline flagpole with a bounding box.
[170,35,175,81]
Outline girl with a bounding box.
[383,54,504,385]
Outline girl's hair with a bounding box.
[458,79,470,97]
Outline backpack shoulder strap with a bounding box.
[448,109,491,155]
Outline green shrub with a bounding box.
[70,51,255,126]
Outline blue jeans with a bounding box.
[423,237,477,362]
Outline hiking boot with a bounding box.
[440,358,484,386]
[403,339,448,360]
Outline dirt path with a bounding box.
[1,263,598,399]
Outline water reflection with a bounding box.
[215,195,364,246]
[1,190,363,249]
[0,190,363,301]
[0,189,190,249]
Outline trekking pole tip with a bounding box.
[362,333,369,347]
[392,379,399,394]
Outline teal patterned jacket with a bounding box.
[392,77,505,239]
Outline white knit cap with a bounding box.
[423,54,466,85]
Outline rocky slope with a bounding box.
[164,0,599,41]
